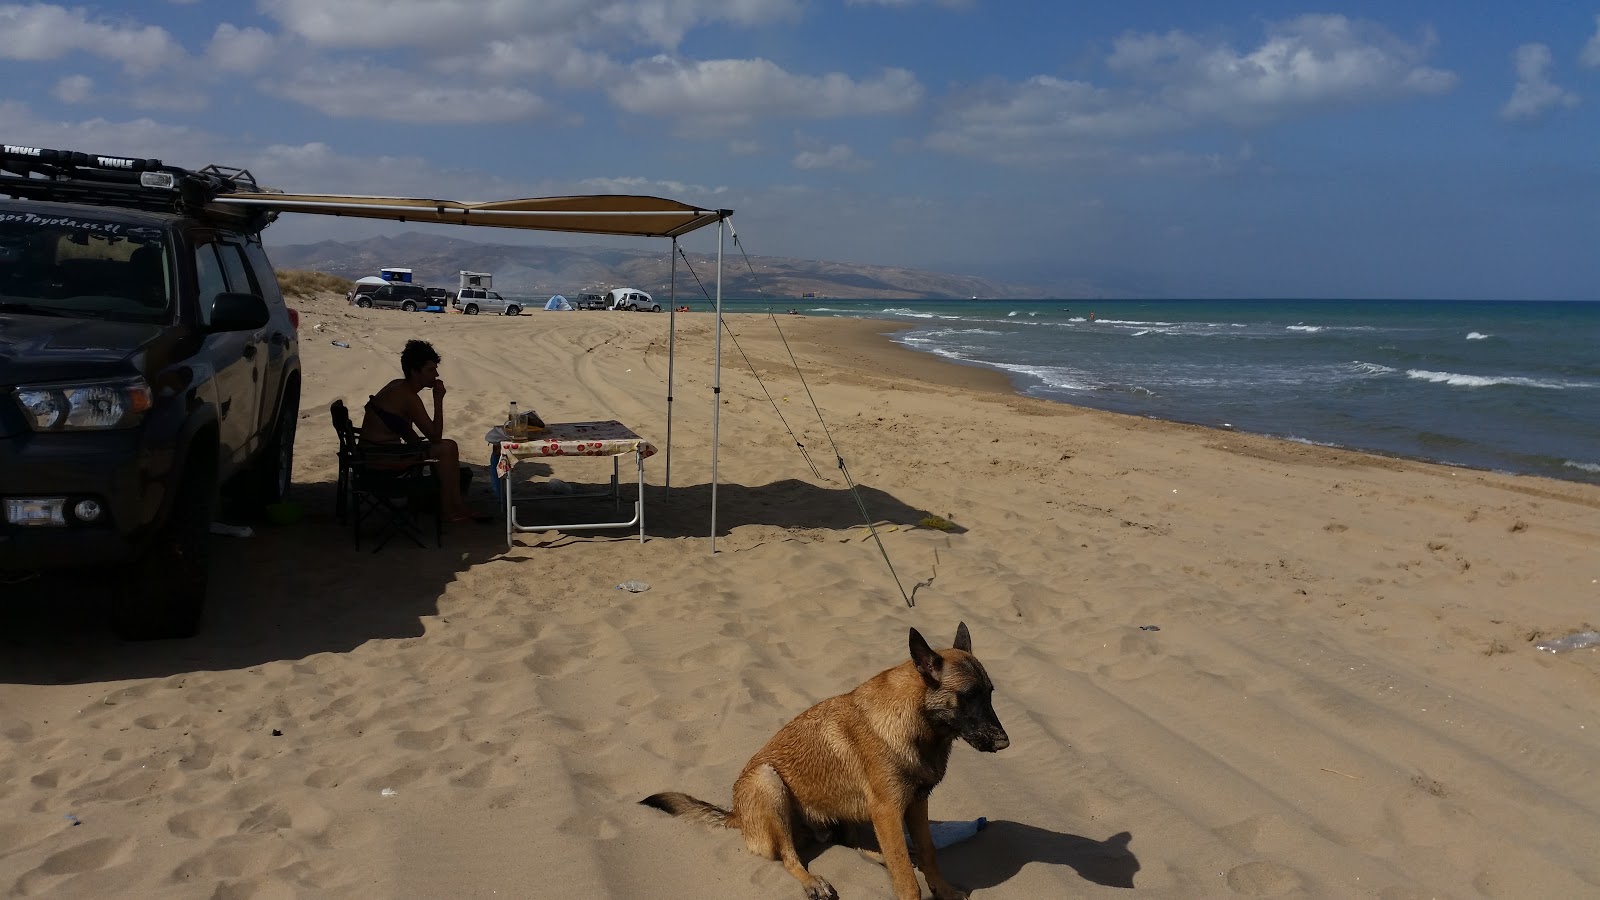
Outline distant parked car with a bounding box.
[455,287,521,316]
[359,282,431,311]
[605,288,660,312]
[574,293,606,310]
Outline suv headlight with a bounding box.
[13,376,153,431]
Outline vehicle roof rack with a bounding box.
[0,143,279,233]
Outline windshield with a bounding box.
[0,215,172,323]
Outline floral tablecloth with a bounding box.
[485,420,658,478]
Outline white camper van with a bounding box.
[454,270,521,316]
[605,287,660,312]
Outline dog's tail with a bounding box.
[640,791,733,828]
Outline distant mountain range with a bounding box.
[267,231,1113,300]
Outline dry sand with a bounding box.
[3,293,1600,899]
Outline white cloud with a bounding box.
[269,65,551,123]
[926,15,1456,166]
[1500,43,1579,122]
[1581,15,1600,68]
[792,143,870,172]
[260,0,801,52]
[611,57,923,128]
[207,24,277,74]
[430,35,618,88]
[1108,15,1456,126]
[577,175,728,198]
[52,75,94,104]
[0,4,183,72]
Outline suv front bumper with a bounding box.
[0,427,171,571]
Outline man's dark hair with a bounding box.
[400,339,440,378]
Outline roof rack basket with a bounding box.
[0,144,279,232]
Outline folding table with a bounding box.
[485,420,657,548]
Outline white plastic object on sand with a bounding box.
[1534,631,1600,653]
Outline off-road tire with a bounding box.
[506,306,520,316]
[239,384,297,512]
[357,298,372,308]
[464,304,479,315]
[402,300,417,312]
[113,449,214,640]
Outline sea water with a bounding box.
[709,298,1600,486]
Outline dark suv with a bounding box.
[0,144,301,639]
[361,282,430,311]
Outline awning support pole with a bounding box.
[665,238,678,498]
[710,218,725,553]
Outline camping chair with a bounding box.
[330,399,442,552]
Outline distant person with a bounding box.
[359,339,487,523]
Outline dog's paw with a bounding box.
[803,877,839,900]
[930,885,968,900]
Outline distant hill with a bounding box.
[266,231,1109,300]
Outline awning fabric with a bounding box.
[215,192,729,239]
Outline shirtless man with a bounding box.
[359,339,485,523]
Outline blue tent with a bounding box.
[544,294,573,311]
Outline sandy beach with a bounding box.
[3,292,1600,899]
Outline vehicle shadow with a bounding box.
[0,473,951,684]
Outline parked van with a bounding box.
[455,287,522,316]
[606,288,660,312]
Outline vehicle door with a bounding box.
[192,235,261,472]
[236,240,292,443]
[485,291,508,313]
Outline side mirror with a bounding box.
[209,292,270,332]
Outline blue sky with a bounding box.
[1,1,1596,299]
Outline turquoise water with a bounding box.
[697,298,1600,486]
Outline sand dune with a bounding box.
[3,293,1599,898]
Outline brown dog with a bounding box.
[642,623,1009,900]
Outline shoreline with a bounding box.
[790,311,1600,491]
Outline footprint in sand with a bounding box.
[1224,860,1305,896]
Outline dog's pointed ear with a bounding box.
[909,627,943,684]
[953,622,972,654]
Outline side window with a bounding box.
[193,242,229,327]
[241,241,285,307]
[217,242,258,296]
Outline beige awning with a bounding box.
[214,192,730,239]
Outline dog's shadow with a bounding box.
[816,821,1139,890]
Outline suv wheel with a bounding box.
[506,306,520,316]
[114,449,214,640]
[402,300,417,312]
[242,386,297,510]
[464,304,479,315]
[357,298,372,308]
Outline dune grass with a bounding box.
[276,269,352,300]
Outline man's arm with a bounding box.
[409,389,444,443]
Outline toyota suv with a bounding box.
[0,143,302,639]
